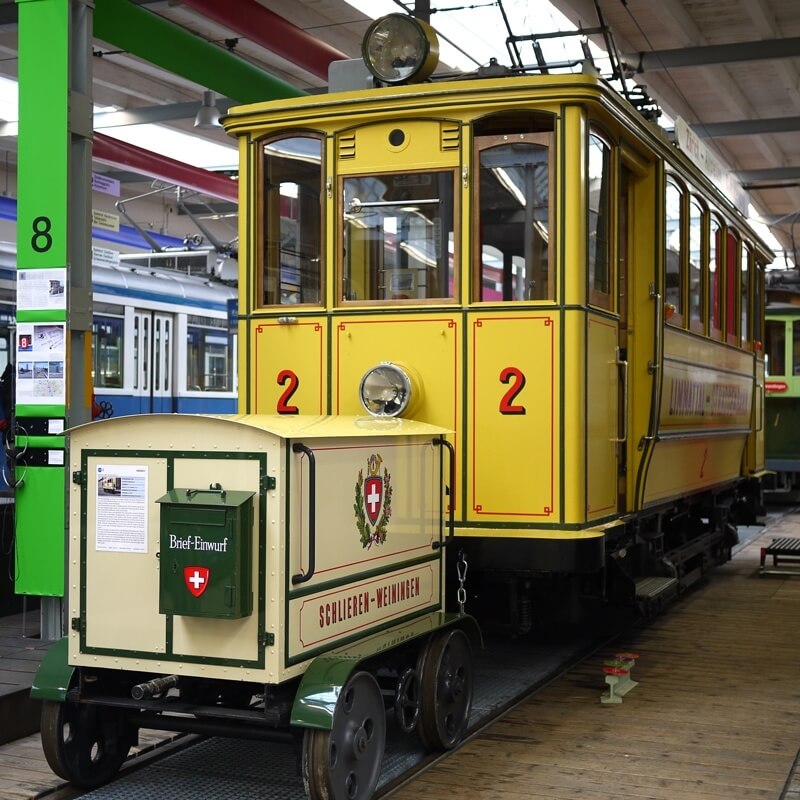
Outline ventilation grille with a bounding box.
[440,123,460,150]
[338,132,356,160]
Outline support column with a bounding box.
[15,0,93,640]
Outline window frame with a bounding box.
[687,196,706,335]
[472,131,554,304]
[258,131,325,309]
[664,176,686,328]
[337,167,459,307]
[587,127,615,312]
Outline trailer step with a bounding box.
[760,537,800,577]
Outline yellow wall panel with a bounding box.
[467,313,559,521]
[251,319,327,415]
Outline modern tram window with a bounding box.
[709,216,723,341]
[753,260,765,347]
[665,179,683,325]
[765,320,785,376]
[740,244,751,346]
[793,321,800,376]
[92,308,123,388]
[262,135,322,306]
[726,231,740,344]
[588,131,612,310]
[688,198,705,334]
[342,171,455,302]
[474,133,552,302]
[186,316,233,391]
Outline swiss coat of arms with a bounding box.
[354,454,393,548]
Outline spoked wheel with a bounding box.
[41,699,133,789]
[393,667,420,734]
[417,627,473,751]
[302,671,386,800]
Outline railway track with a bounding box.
[37,623,619,800]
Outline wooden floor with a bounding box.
[1,515,799,800]
[392,515,800,800]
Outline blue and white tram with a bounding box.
[0,242,238,417]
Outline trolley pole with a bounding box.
[15,0,93,640]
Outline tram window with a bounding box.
[753,260,765,346]
[474,133,551,302]
[765,320,785,376]
[688,199,705,333]
[92,314,123,388]
[709,216,723,340]
[740,245,751,345]
[342,171,455,302]
[726,231,739,343]
[665,180,683,325]
[262,135,323,306]
[588,132,612,310]
[793,322,800,376]
[186,316,233,391]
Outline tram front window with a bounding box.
[342,171,455,302]
[475,135,551,302]
[262,136,323,307]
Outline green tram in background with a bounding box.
[764,269,800,498]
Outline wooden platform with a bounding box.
[0,611,50,747]
[392,517,800,800]
[1,516,799,799]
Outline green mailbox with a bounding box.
[157,486,255,619]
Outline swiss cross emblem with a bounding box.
[355,454,393,549]
[364,473,383,524]
[184,566,210,597]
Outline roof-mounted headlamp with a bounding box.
[362,14,440,85]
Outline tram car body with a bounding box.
[763,272,800,498]
[32,14,771,800]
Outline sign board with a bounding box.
[92,209,120,232]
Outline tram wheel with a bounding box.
[40,699,132,789]
[302,671,386,800]
[417,627,473,751]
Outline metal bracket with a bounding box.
[260,631,275,647]
[72,470,84,486]
[263,475,277,491]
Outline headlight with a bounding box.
[362,14,440,85]
[359,362,415,417]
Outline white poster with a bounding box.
[17,268,67,311]
[95,464,149,553]
[16,323,66,405]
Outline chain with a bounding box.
[456,548,468,615]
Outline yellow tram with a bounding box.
[33,14,772,800]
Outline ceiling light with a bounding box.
[194,90,220,129]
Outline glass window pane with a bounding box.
[186,320,233,391]
[688,199,704,330]
[726,232,738,340]
[343,171,455,302]
[477,140,550,301]
[793,321,800,377]
[710,218,722,338]
[92,315,123,388]
[263,136,322,306]
[665,181,683,320]
[765,320,785,376]
[740,246,750,344]
[588,133,611,307]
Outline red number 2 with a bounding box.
[277,369,300,414]
[499,367,526,415]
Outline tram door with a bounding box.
[133,310,174,413]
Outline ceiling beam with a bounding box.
[177,0,348,82]
[623,37,800,72]
[94,0,304,102]
[692,117,800,138]
[737,166,800,183]
[93,132,238,202]
[94,98,235,128]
